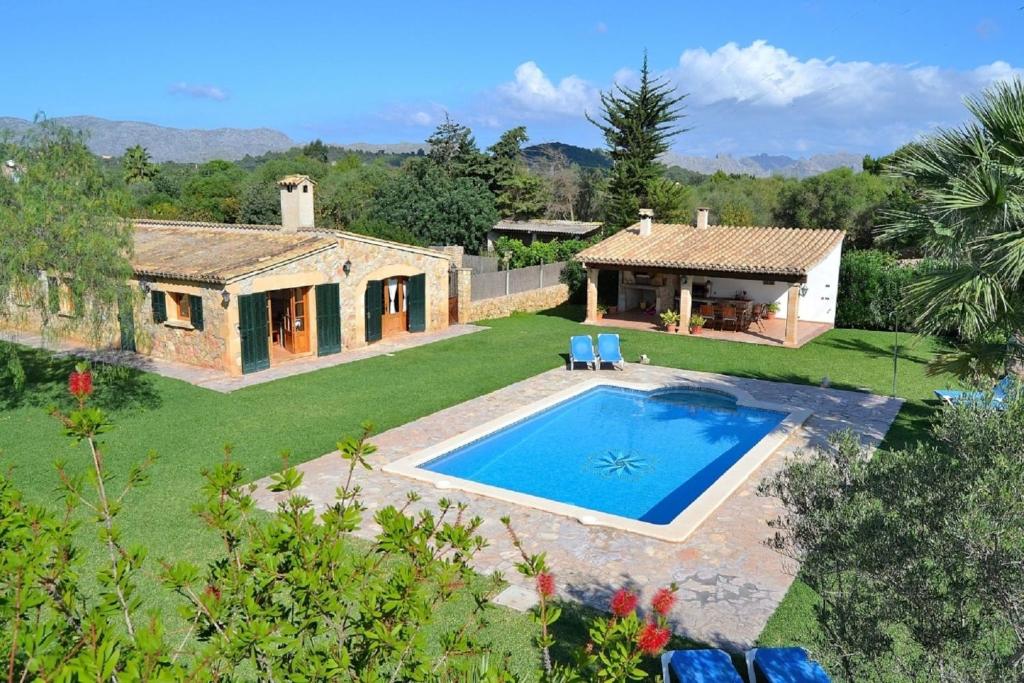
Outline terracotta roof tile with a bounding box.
[577,222,845,277]
[132,220,336,284]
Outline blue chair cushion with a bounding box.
[597,334,623,362]
[570,335,595,362]
[668,649,743,682]
[753,647,831,682]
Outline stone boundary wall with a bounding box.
[463,283,569,322]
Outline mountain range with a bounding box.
[0,115,863,177]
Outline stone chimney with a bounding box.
[638,208,654,237]
[696,207,710,230]
[278,175,316,231]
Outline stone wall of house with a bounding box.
[138,282,229,370]
[464,283,569,322]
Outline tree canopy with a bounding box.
[588,54,688,228]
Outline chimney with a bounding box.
[638,208,654,237]
[278,175,316,231]
[696,207,709,230]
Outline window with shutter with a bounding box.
[151,291,167,323]
[189,294,204,331]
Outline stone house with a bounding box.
[11,175,452,375]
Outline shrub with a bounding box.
[760,395,1024,681]
[836,250,917,330]
[1,364,678,681]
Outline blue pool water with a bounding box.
[420,386,786,525]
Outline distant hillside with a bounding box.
[660,151,862,178]
[0,116,295,162]
[523,142,611,170]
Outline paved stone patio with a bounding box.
[251,364,903,649]
[2,324,485,392]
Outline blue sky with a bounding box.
[2,1,1022,156]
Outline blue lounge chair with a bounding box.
[597,333,624,370]
[746,647,831,683]
[569,335,597,370]
[661,649,743,682]
[934,375,1015,409]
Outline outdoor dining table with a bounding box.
[694,298,755,330]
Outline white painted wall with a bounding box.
[690,240,843,324]
[799,242,842,324]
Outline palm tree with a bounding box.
[880,78,1024,378]
[122,145,156,184]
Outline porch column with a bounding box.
[678,275,692,335]
[585,267,599,323]
[785,283,801,346]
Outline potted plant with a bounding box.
[764,302,780,320]
[596,303,608,320]
[660,309,680,333]
[689,313,706,334]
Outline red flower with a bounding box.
[68,370,93,399]
[536,572,556,598]
[636,622,671,655]
[651,587,677,616]
[610,588,638,617]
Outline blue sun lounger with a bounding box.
[745,647,831,683]
[661,649,743,682]
[597,333,624,370]
[569,335,597,370]
[934,375,1015,409]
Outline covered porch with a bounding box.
[584,267,813,347]
[589,307,832,347]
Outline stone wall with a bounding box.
[139,281,229,370]
[463,283,569,322]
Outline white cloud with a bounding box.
[168,82,228,101]
[494,61,599,118]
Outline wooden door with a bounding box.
[291,287,310,353]
[239,292,270,374]
[315,283,341,356]
[381,277,408,337]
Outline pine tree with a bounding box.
[487,127,547,219]
[426,115,486,178]
[588,54,688,229]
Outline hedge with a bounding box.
[836,250,918,330]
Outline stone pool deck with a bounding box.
[251,364,903,649]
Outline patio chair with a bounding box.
[597,333,625,370]
[934,375,1015,409]
[749,303,766,332]
[745,647,831,683]
[568,335,597,370]
[661,649,744,682]
[699,304,717,330]
[719,304,739,332]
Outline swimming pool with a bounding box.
[385,379,808,541]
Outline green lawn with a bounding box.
[0,306,951,674]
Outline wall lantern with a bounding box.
[680,275,688,285]
[799,284,809,297]
[221,290,231,306]
[343,259,352,276]
[138,278,151,294]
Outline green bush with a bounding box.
[493,236,591,268]
[836,250,917,330]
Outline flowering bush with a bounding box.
[0,364,686,681]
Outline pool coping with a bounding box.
[383,375,812,543]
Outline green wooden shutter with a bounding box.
[151,291,167,323]
[364,280,382,342]
[47,277,60,313]
[118,292,136,352]
[239,292,270,374]
[189,294,204,331]
[315,283,342,356]
[407,273,426,333]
